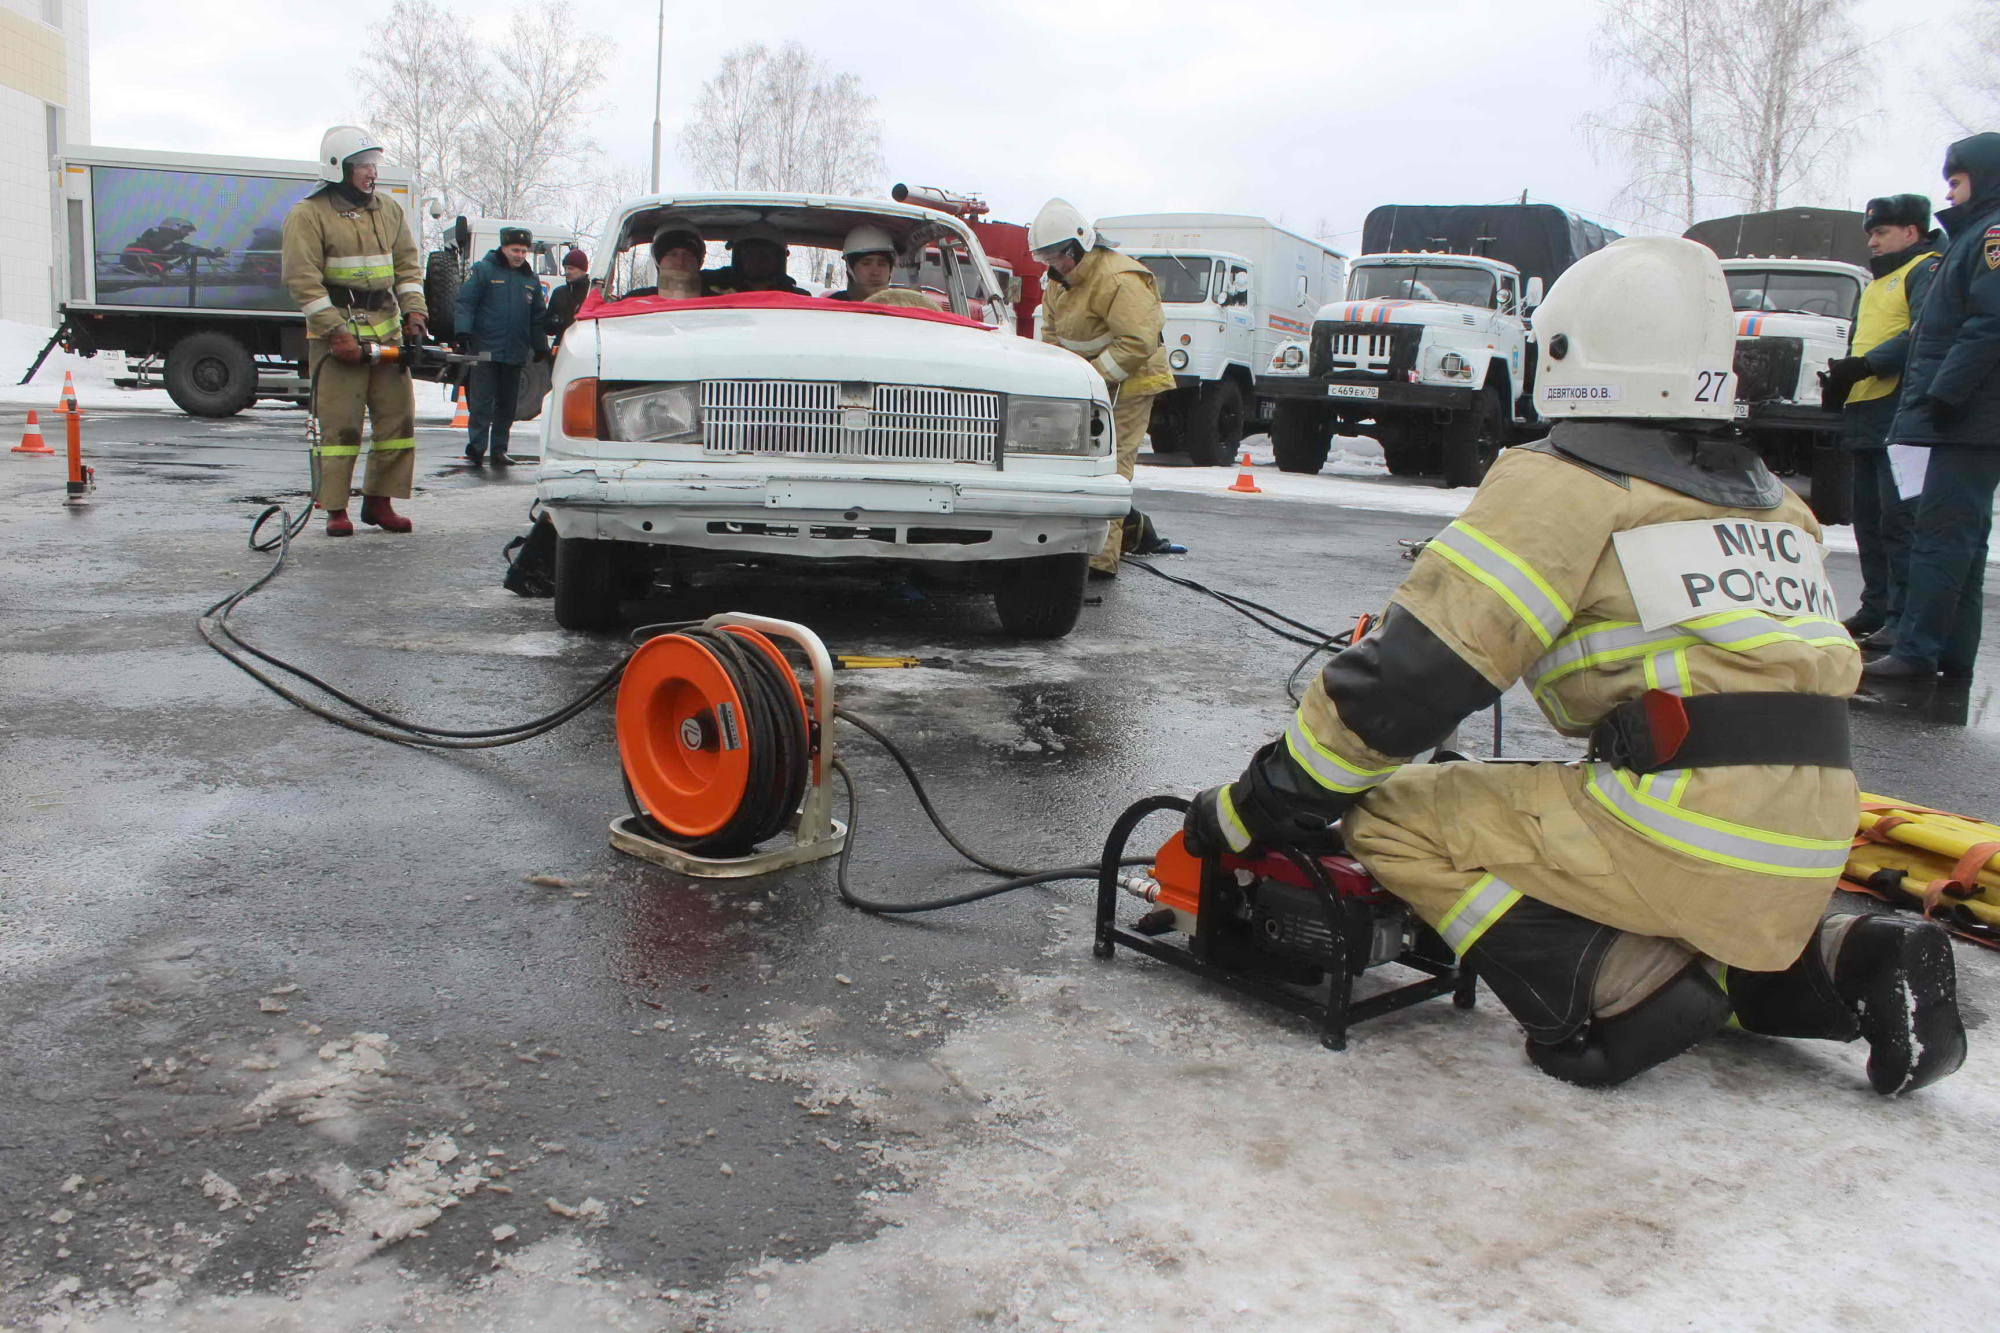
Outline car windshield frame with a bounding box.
[1137,254,1218,305]
[1725,269,1862,319]
[1349,262,1498,309]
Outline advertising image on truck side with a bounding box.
[87,166,313,312]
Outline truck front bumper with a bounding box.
[1739,401,1839,434]
[536,462,1132,564]
[1289,379,1478,412]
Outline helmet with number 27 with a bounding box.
[1534,236,1737,423]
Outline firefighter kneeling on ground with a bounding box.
[1031,199,1184,576]
[1186,236,1966,1094]
[281,125,427,536]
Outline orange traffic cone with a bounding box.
[57,371,79,415]
[1227,451,1262,494]
[13,410,54,455]
[450,385,470,428]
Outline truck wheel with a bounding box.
[1375,421,1430,477]
[1146,391,1188,455]
[1809,442,1854,526]
[1441,387,1504,488]
[992,553,1089,639]
[425,251,462,341]
[164,332,257,418]
[554,537,626,631]
[1184,379,1245,467]
[1271,401,1333,474]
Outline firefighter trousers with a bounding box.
[310,341,417,511]
[1094,389,1157,573]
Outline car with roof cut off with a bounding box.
[534,191,1127,637]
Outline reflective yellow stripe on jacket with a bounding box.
[1428,520,1573,647]
[1582,764,1851,877]
[1525,611,1853,697]
[324,252,396,284]
[1437,873,1522,955]
[1283,709,1398,795]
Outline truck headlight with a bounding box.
[1281,345,1304,369]
[1007,396,1105,456]
[602,382,701,443]
[1438,352,1469,378]
[1168,349,1189,370]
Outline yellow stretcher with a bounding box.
[1847,795,2000,942]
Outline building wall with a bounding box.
[0,0,90,327]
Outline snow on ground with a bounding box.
[708,937,2000,1332]
[0,320,455,421]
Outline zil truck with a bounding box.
[34,143,572,419]
[1685,208,1870,524]
[1095,214,1349,466]
[1276,202,1619,487]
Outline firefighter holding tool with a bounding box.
[1031,198,1180,576]
[282,125,427,536]
[1184,236,1966,1094]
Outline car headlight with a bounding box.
[1168,348,1189,371]
[602,382,701,443]
[1007,395,1106,456]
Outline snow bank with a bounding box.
[711,945,2000,1331]
[1139,432,1882,558]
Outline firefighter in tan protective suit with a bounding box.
[1185,237,1966,1095]
[1031,199,1179,576]
[281,126,427,536]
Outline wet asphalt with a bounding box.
[1,405,1996,1319]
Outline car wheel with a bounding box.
[1184,379,1245,467]
[992,553,1089,639]
[164,331,257,418]
[1441,387,1504,489]
[1271,401,1333,474]
[554,536,626,630]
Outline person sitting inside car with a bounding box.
[827,225,898,301]
[621,220,708,300]
[863,287,945,311]
[705,224,805,295]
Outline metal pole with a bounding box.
[649,0,664,193]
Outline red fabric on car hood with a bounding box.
[574,288,990,330]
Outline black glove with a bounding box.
[1925,394,1965,428]
[1820,356,1872,412]
[1183,784,1243,859]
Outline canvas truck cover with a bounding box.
[1360,204,1620,287]
[1683,208,1869,267]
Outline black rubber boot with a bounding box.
[1727,932,1859,1041]
[1526,963,1732,1088]
[1833,914,1966,1095]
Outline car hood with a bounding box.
[594,307,1105,400]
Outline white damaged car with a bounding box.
[535,192,1129,637]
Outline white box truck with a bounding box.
[35,145,415,416]
[1095,214,1347,465]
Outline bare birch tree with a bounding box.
[459,1,612,218]
[679,41,886,196]
[354,0,480,247]
[1936,1,2000,134]
[1705,0,1873,211]
[1580,0,1717,229]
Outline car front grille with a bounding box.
[702,380,1000,465]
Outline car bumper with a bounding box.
[536,462,1132,563]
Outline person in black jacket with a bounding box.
[1865,133,2000,681]
[1821,196,1944,645]
[543,248,591,345]
[454,226,549,465]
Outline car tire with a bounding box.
[164,331,257,418]
[1809,441,1854,526]
[992,553,1089,639]
[553,536,626,631]
[424,250,462,342]
[1441,386,1504,489]
[1184,379,1245,467]
[1271,400,1333,474]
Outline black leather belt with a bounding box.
[1587,691,1851,773]
[327,283,393,310]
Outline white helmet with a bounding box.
[1534,236,1737,421]
[318,125,383,182]
[841,224,897,262]
[1028,198,1094,256]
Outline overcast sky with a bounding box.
[90,0,1976,249]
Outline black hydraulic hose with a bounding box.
[833,707,1032,877]
[201,506,623,748]
[1122,556,1340,648]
